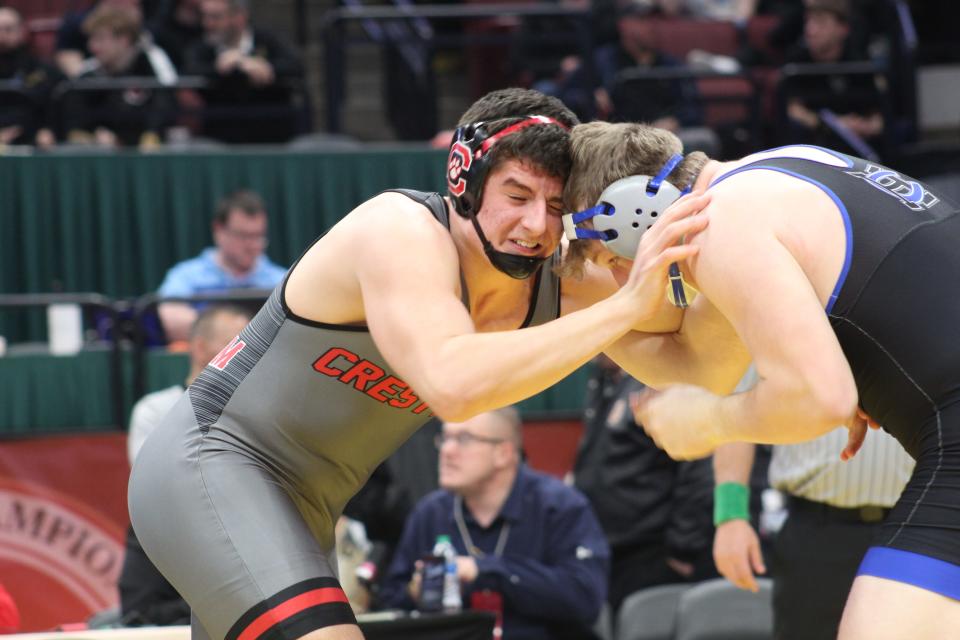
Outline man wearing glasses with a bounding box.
[379,406,610,640]
[156,188,287,341]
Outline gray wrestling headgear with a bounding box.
[562,154,688,259]
[562,154,693,307]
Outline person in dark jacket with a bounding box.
[573,356,720,611]
[380,407,611,640]
[61,4,178,148]
[183,0,305,143]
[0,7,61,146]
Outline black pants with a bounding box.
[609,542,719,612]
[771,498,886,640]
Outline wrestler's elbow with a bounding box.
[416,378,475,423]
[807,373,859,430]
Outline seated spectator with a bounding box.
[184,0,306,143]
[782,0,885,154]
[60,4,178,149]
[0,7,61,147]
[573,357,722,612]
[379,407,610,640]
[599,0,703,127]
[120,304,251,626]
[157,189,287,342]
[55,0,143,78]
[148,0,204,69]
[548,0,719,153]
[511,0,589,94]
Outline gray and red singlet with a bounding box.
[128,190,562,639]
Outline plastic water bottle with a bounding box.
[759,488,788,537]
[417,548,445,613]
[434,535,462,613]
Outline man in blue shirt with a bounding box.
[379,407,610,640]
[157,189,287,341]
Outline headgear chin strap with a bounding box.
[447,115,569,280]
[562,154,694,306]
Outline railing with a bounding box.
[52,75,313,141]
[0,293,124,429]
[612,66,761,141]
[1,76,312,145]
[0,291,272,432]
[320,2,594,134]
[129,290,272,401]
[776,60,893,159]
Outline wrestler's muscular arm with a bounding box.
[605,293,751,394]
[358,193,707,423]
[634,177,860,458]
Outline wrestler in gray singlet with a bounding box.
[128,190,561,639]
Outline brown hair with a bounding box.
[456,88,579,192]
[213,189,266,225]
[190,303,252,341]
[82,5,142,42]
[560,121,708,278]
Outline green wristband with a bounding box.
[714,482,750,526]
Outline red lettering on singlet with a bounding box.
[367,375,405,402]
[390,386,419,410]
[311,347,431,416]
[341,360,385,391]
[313,347,359,376]
[412,401,432,415]
[210,337,246,370]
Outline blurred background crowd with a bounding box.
[0,0,957,163]
[0,0,956,637]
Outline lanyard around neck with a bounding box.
[454,495,511,558]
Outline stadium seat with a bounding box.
[674,578,773,640]
[745,14,784,66]
[649,17,740,59]
[4,0,93,21]
[616,583,690,640]
[594,601,614,640]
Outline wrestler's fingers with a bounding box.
[655,191,711,227]
[749,541,766,577]
[841,418,868,461]
[857,406,881,430]
[651,244,702,269]
[647,213,710,254]
[630,389,651,427]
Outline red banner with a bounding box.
[523,419,583,479]
[0,433,129,632]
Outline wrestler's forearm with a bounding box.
[418,294,642,422]
[605,331,730,392]
[709,375,855,446]
[606,301,750,394]
[713,442,755,485]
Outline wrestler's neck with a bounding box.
[462,466,518,528]
[692,159,725,193]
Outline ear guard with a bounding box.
[562,154,688,259]
[562,154,695,307]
